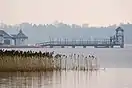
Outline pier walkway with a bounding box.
[37,27,124,48]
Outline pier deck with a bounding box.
[37,27,124,48]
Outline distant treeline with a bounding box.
[1,22,132,44]
[1,22,132,29]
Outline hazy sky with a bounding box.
[0,0,132,26]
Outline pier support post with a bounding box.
[61,46,64,48]
[94,46,97,48]
[83,46,86,48]
[110,45,114,48]
[120,44,124,48]
[111,46,114,48]
[50,46,53,48]
[106,46,109,48]
[72,46,75,48]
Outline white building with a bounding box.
[0,29,13,45]
[0,29,28,46]
[0,34,4,45]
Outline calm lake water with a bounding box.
[0,45,132,88]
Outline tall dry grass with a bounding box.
[0,53,100,72]
[0,56,55,72]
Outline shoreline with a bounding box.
[0,45,41,48]
[0,44,131,48]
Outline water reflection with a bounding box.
[0,69,131,88]
[0,71,54,88]
[0,71,98,88]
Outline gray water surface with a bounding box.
[0,69,132,88]
[0,46,132,88]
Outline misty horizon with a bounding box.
[0,22,132,44]
[0,21,132,27]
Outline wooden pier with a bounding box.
[37,27,124,48]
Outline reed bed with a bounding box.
[0,49,100,72]
[54,54,100,71]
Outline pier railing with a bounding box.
[37,27,124,48]
[41,40,111,46]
